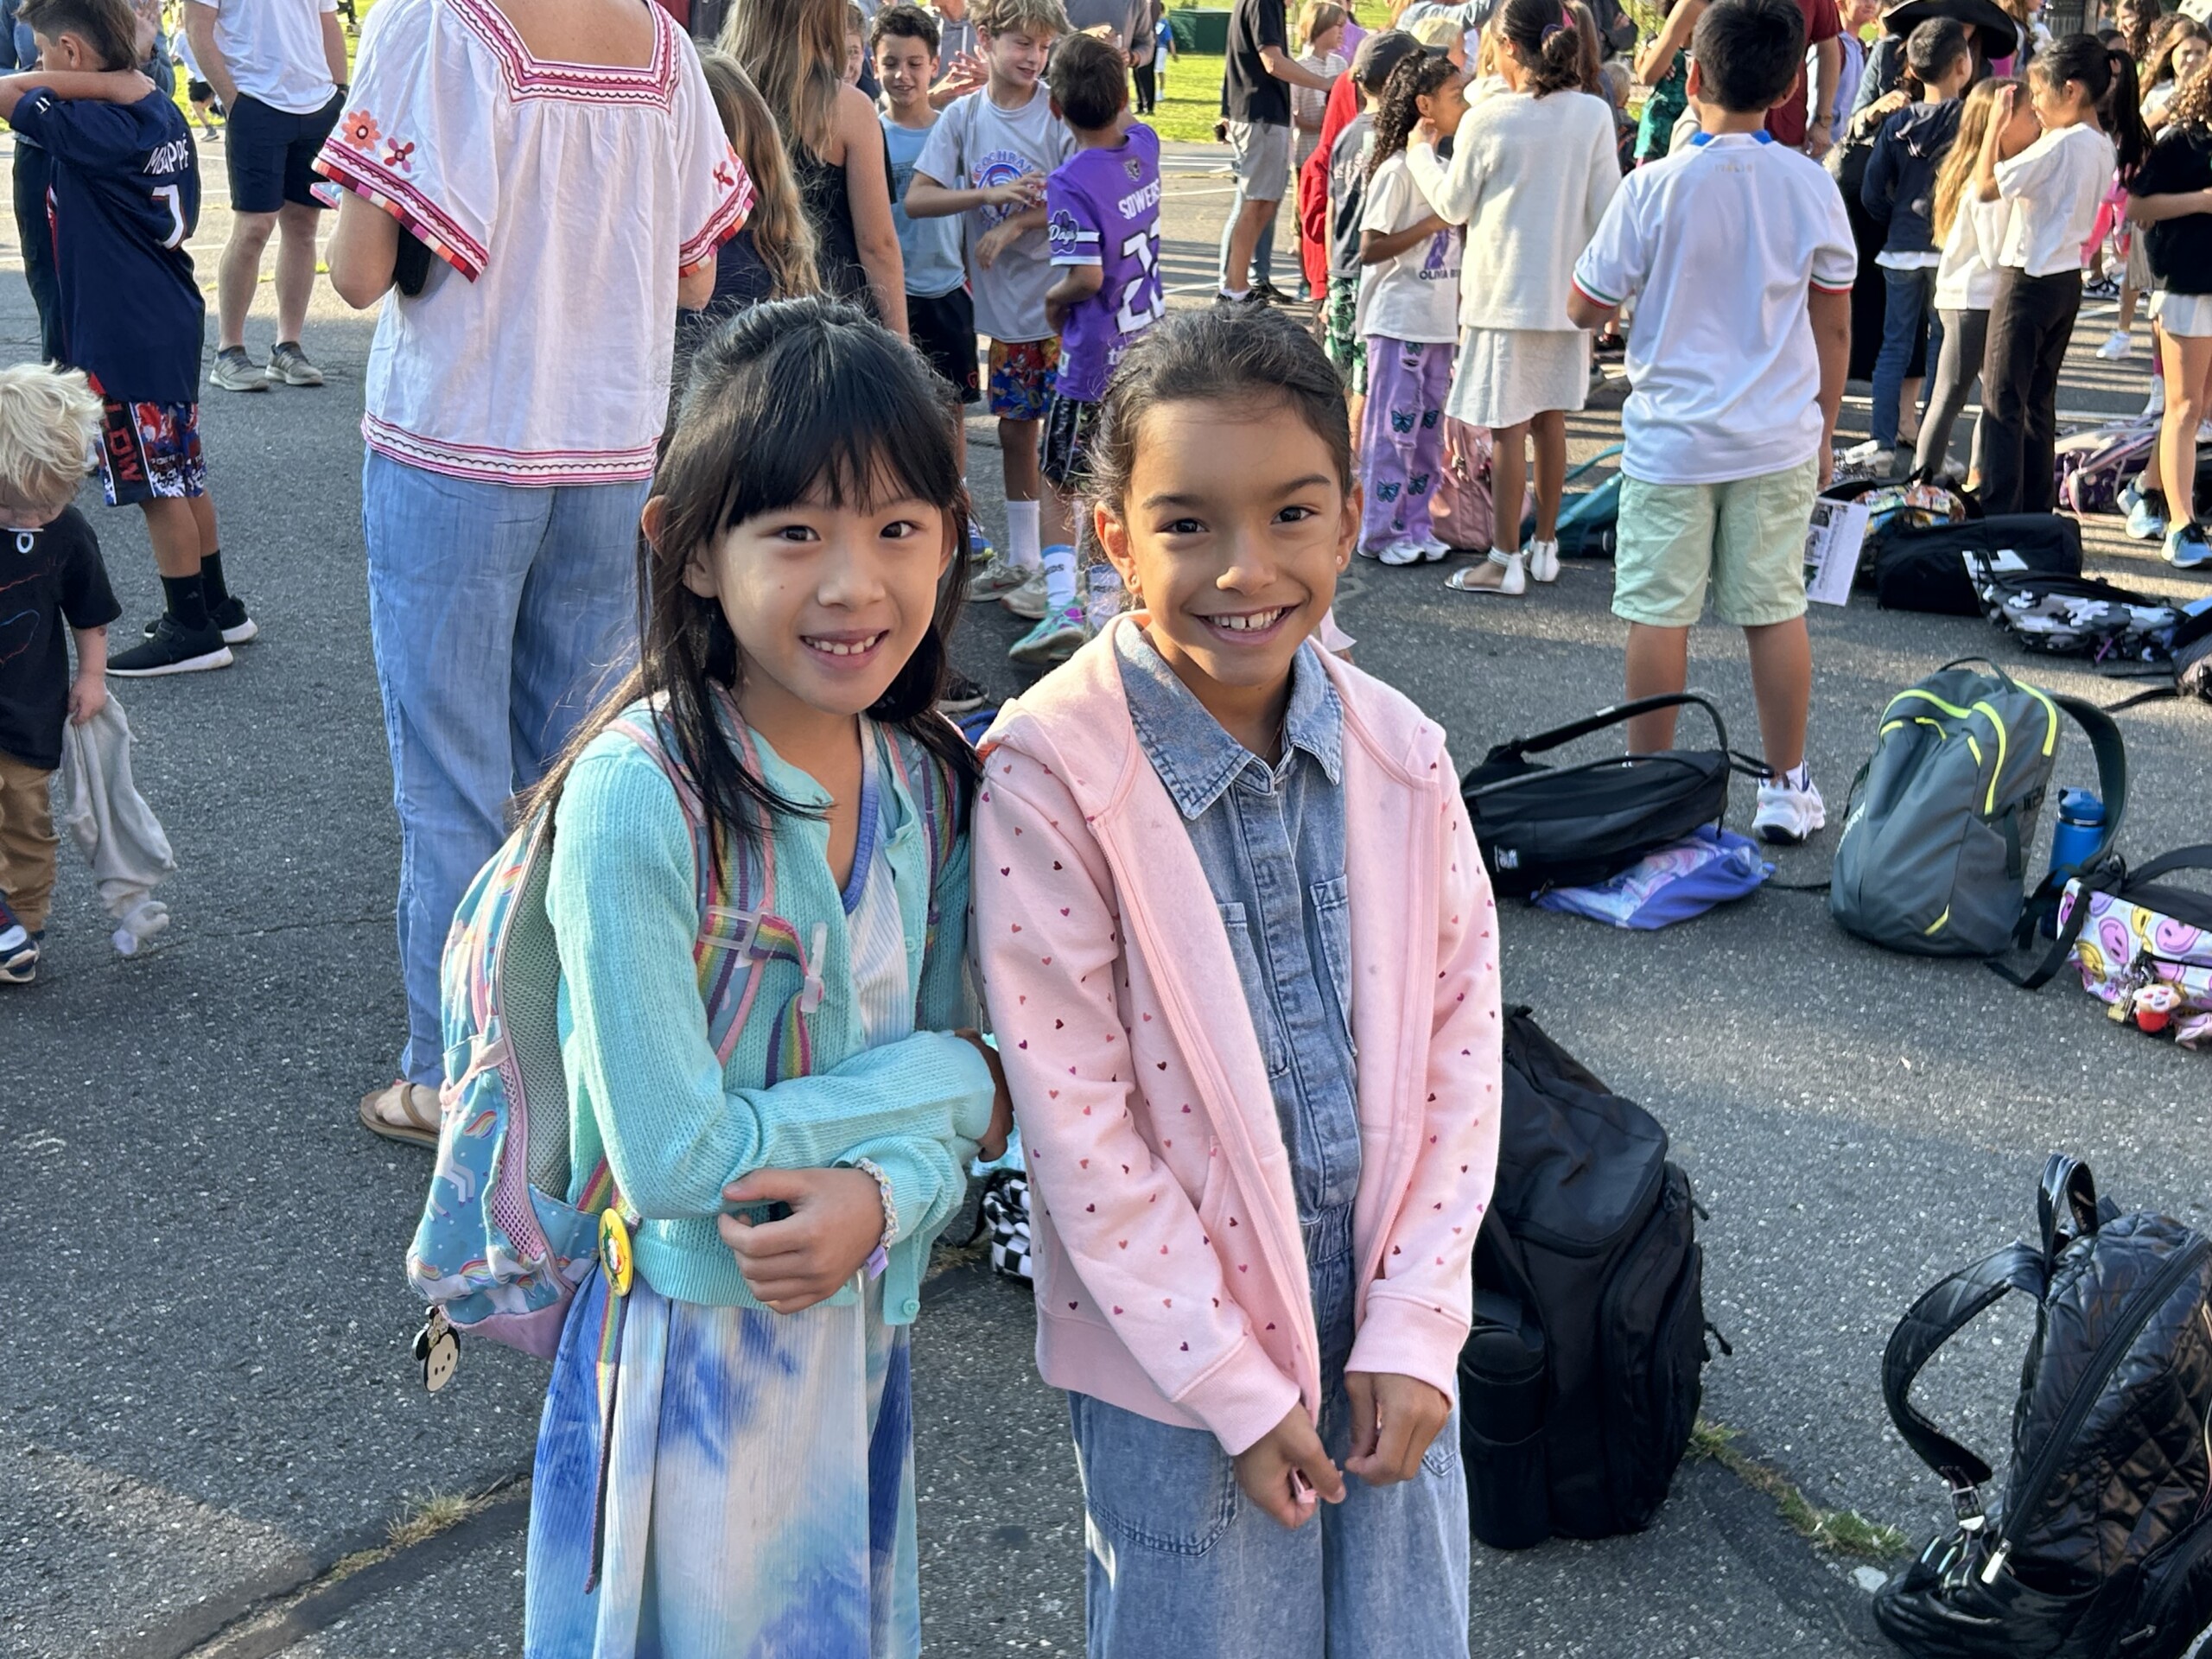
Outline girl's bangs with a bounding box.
[721,340,960,527]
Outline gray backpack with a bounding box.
[1830,660,2127,960]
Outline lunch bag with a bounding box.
[1829,660,2128,959]
[1873,515,2083,617]
[406,707,959,1370]
[1873,1156,2212,1659]
[1973,564,2182,664]
[1459,1009,1717,1549]
[2005,847,2212,1050]
[1460,692,1766,899]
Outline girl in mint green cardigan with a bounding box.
[519,298,1008,1659]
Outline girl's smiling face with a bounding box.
[1094,397,1357,737]
[677,472,953,732]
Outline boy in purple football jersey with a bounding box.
[1019,32,1162,666]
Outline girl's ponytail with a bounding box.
[2102,44,2149,168]
[1499,0,1599,95]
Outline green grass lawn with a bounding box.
[1145,50,1226,144]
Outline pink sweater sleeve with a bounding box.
[974,751,1303,1455]
[1345,780,1503,1397]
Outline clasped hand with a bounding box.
[1230,1373,1452,1529]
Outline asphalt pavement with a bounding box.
[4,134,2210,1659]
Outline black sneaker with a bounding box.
[1213,289,1265,310]
[0,894,36,983]
[145,594,256,645]
[1248,279,1295,307]
[108,613,233,677]
[937,672,989,715]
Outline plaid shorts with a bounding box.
[987,336,1059,422]
[97,399,206,505]
[1324,275,1366,394]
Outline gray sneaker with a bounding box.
[266,340,325,387]
[211,346,269,392]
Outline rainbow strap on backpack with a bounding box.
[404,700,962,1360]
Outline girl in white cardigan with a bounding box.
[1408,0,1619,595]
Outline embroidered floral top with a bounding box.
[315,0,753,486]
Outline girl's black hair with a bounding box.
[2036,31,2149,172]
[1901,16,1972,94]
[524,296,979,874]
[1084,308,1353,519]
[1498,0,1600,96]
[1366,48,1459,181]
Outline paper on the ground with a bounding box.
[1803,498,1871,607]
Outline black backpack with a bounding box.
[1875,1156,2212,1659]
[1459,693,1765,899]
[1459,1009,1718,1549]
[1874,514,2084,616]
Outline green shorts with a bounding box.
[1324,274,1366,394]
[1611,458,1821,629]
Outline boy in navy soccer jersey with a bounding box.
[1024,31,1161,666]
[0,0,249,676]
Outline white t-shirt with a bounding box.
[198,0,339,114]
[1993,122,2117,278]
[1357,153,1459,345]
[1932,192,2010,312]
[914,82,1075,341]
[316,0,751,484]
[1573,131,1856,486]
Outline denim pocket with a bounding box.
[1309,874,1356,1052]
[1421,1406,1465,1480]
[1071,1393,1242,1556]
[1217,902,1289,1078]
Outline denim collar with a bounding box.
[1116,623,1344,820]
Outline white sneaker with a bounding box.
[969,555,1029,599]
[1001,568,1050,620]
[1752,774,1827,846]
[1414,533,1452,563]
[2094,329,2132,360]
[1841,439,1895,472]
[1446,550,1526,596]
[1374,540,1423,566]
[1527,539,1560,583]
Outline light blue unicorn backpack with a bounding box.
[404,705,960,1388]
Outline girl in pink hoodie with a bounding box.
[972,307,1502,1658]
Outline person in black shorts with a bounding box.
[183,0,344,390]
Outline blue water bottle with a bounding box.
[2043,789,2106,936]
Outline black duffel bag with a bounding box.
[1460,693,1765,899]
[1874,513,2083,615]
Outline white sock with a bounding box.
[1007,500,1041,571]
[1042,542,1077,613]
[1221,285,1250,301]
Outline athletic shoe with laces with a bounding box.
[1752,773,1826,846]
[1526,539,1560,583]
[1008,604,1088,666]
[1370,540,1422,566]
[0,893,35,982]
[266,340,324,386]
[968,554,1029,598]
[2094,329,2132,360]
[2126,486,2170,542]
[2164,521,2212,570]
[1212,289,1265,310]
[967,520,995,564]
[1248,279,1294,307]
[1414,533,1453,563]
[1000,567,1050,620]
[210,346,269,392]
[2084,274,2120,300]
[144,593,256,645]
[106,613,232,677]
[936,672,989,715]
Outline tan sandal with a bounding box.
[359,1079,442,1148]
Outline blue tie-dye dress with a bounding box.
[526,748,922,1659]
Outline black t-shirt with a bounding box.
[1221,0,1289,127]
[2131,126,2212,295]
[0,506,120,772]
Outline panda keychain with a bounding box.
[413,1307,461,1393]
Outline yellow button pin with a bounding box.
[599,1208,634,1298]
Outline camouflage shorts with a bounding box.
[1323,274,1366,394]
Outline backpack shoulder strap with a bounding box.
[1883,1240,2049,1514]
[1991,691,2130,988]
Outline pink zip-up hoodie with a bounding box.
[973,615,1503,1457]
